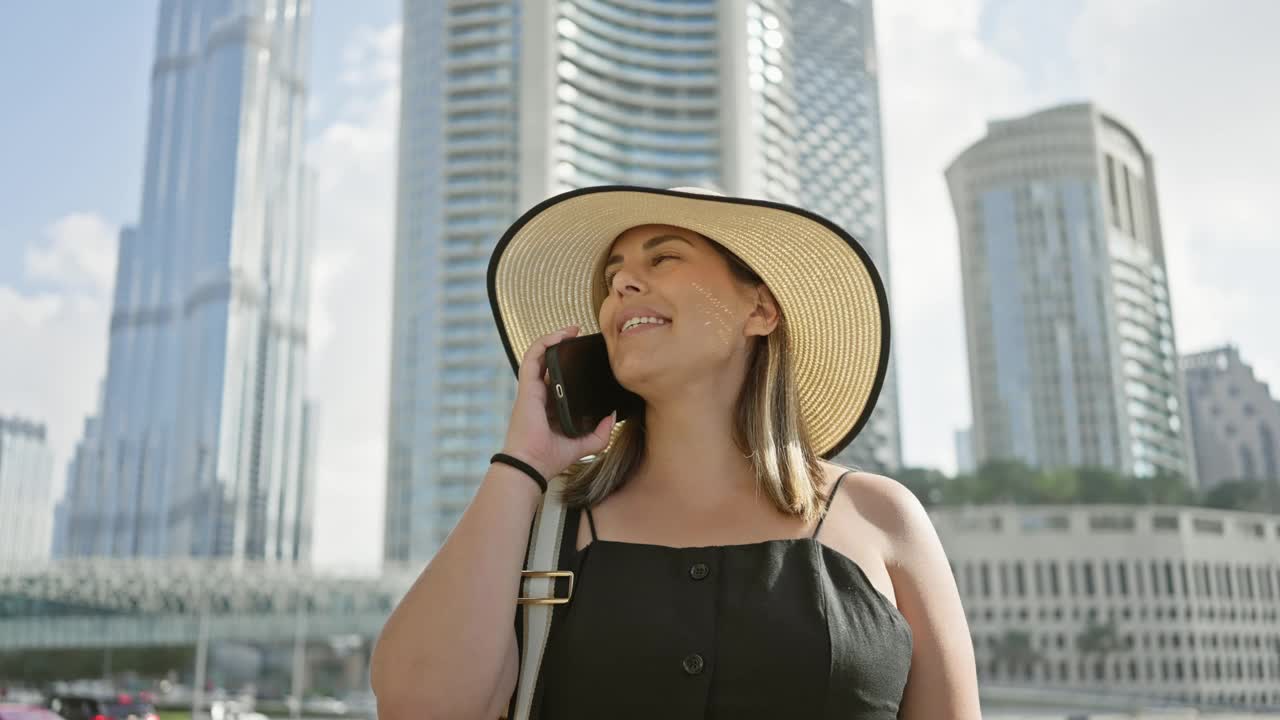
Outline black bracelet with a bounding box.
[491,453,548,493]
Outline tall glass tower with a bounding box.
[946,103,1197,484]
[62,0,317,563]
[387,0,901,564]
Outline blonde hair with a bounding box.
[558,235,833,523]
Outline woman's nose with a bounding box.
[611,269,645,293]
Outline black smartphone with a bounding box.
[544,332,641,437]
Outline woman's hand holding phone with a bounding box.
[500,325,618,482]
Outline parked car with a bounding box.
[0,704,65,720]
[45,694,157,720]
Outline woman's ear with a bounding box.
[744,284,780,337]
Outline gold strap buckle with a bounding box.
[517,570,574,605]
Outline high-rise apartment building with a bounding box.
[946,103,1196,484]
[387,0,899,563]
[62,0,317,562]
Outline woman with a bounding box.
[371,187,980,719]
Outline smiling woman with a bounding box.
[370,185,981,720]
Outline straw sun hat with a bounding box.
[486,185,890,460]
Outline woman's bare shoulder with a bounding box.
[818,462,925,544]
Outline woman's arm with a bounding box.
[858,473,983,719]
[369,462,542,720]
[372,325,614,718]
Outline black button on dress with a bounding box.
[521,471,914,719]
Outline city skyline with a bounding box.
[1,0,1277,570]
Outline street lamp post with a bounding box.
[290,590,307,720]
[192,597,210,720]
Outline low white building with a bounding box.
[932,503,1280,710]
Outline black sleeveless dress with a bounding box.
[522,471,914,719]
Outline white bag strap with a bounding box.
[510,472,572,720]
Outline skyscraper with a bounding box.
[62,0,317,562]
[387,0,899,564]
[945,103,1196,484]
[0,416,55,569]
[1182,345,1280,502]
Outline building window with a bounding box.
[1260,423,1278,479]
[1122,164,1138,237]
[1241,444,1257,479]
[1105,154,1120,229]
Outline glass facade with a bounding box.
[791,0,901,472]
[388,0,901,565]
[945,103,1196,483]
[62,0,316,563]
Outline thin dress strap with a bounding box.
[584,505,600,542]
[811,470,852,539]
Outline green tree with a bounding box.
[1200,478,1264,511]
[1030,466,1080,503]
[1076,617,1124,681]
[969,459,1040,504]
[896,466,948,507]
[1145,468,1194,505]
[991,629,1044,681]
[1073,466,1138,504]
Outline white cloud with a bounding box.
[0,287,63,328]
[0,215,116,500]
[24,212,118,295]
[304,22,401,572]
[876,0,1050,474]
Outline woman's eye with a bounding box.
[604,255,676,286]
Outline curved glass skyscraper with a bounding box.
[388,0,900,564]
[946,103,1196,484]
[62,0,317,563]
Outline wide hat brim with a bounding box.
[487,185,890,460]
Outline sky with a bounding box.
[1,0,1276,572]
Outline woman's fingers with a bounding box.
[517,325,579,387]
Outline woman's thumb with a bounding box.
[587,410,617,448]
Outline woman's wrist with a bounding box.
[497,448,556,477]
[491,450,552,492]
